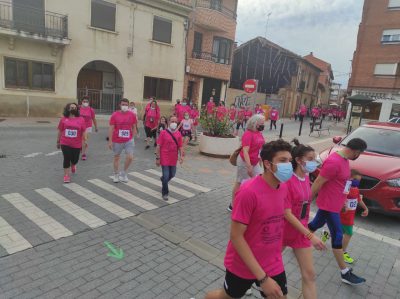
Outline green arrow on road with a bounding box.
[104,241,124,260]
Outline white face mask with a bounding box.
[121,105,129,112]
[169,123,177,130]
[82,102,89,107]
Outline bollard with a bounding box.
[279,123,284,139]
[310,119,316,134]
[298,119,303,136]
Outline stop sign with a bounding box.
[243,79,257,93]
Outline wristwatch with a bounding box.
[258,274,269,286]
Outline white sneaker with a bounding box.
[113,173,119,183]
[119,172,128,183]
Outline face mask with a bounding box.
[272,162,293,183]
[185,116,189,120]
[182,103,187,106]
[169,123,177,130]
[70,108,78,116]
[82,102,89,107]
[151,107,155,110]
[257,125,265,131]
[302,160,318,173]
[121,105,129,112]
[352,179,360,188]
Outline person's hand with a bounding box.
[108,142,113,150]
[179,157,184,164]
[56,142,60,149]
[246,165,253,177]
[260,277,283,299]
[310,235,326,251]
[156,159,160,167]
[361,208,369,217]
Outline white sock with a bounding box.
[341,268,350,275]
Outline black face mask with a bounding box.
[257,125,265,131]
[70,109,78,116]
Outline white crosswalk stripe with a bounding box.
[36,188,107,229]
[64,183,135,219]
[108,176,179,204]
[0,216,32,254]
[145,169,211,193]
[88,179,158,210]
[129,172,195,198]
[2,193,73,240]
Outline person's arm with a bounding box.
[284,209,326,250]
[93,117,98,132]
[242,146,253,176]
[108,125,114,150]
[177,121,183,131]
[359,196,369,217]
[311,175,328,199]
[56,130,61,149]
[155,145,161,167]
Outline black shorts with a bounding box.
[224,270,287,298]
[145,126,156,138]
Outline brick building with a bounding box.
[184,0,238,107]
[348,0,400,121]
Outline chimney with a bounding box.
[310,52,313,56]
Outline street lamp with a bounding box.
[265,12,272,38]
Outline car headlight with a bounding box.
[387,178,400,188]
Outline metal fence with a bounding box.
[0,1,68,39]
[77,89,123,114]
[195,0,237,19]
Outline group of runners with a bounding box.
[294,104,346,122]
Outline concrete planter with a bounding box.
[199,133,240,158]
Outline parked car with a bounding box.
[388,117,400,124]
[312,122,400,215]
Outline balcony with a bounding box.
[188,51,232,81]
[192,51,231,65]
[0,1,69,45]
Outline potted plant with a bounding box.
[198,107,240,158]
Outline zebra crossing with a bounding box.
[0,170,211,257]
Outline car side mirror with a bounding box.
[333,136,342,144]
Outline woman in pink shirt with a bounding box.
[190,104,200,142]
[57,103,87,183]
[206,97,216,115]
[79,96,98,161]
[283,139,326,299]
[228,114,265,212]
[177,98,191,122]
[144,100,160,149]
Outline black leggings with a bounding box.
[61,145,80,169]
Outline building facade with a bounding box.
[228,37,321,117]
[183,0,238,107]
[348,0,400,121]
[0,0,192,116]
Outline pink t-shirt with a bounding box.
[58,117,86,149]
[191,109,200,126]
[216,106,228,120]
[244,110,252,120]
[109,111,137,143]
[299,106,307,116]
[206,101,215,114]
[316,152,350,213]
[270,110,279,121]
[157,129,183,166]
[229,108,236,121]
[239,131,265,165]
[255,108,264,115]
[283,175,312,248]
[145,108,160,129]
[177,105,191,122]
[79,106,95,128]
[224,175,287,279]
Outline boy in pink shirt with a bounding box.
[308,138,367,285]
[205,140,293,299]
[79,96,98,161]
[269,107,279,130]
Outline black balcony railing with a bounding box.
[195,0,237,19]
[0,1,68,39]
[192,51,230,65]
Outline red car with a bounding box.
[312,122,400,215]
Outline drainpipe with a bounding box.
[26,95,30,118]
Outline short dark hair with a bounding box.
[347,138,367,152]
[260,139,292,162]
[63,103,79,117]
[121,98,129,104]
[81,96,89,101]
[291,138,315,169]
[351,169,362,177]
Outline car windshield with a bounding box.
[341,127,400,157]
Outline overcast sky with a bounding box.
[235,0,364,87]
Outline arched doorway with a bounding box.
[77,61,123,113]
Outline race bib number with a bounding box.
[343,180,352,194]
[118,129,130,138]
[65,129,77,138]
[183,123,191,130]
[346,198,358,211]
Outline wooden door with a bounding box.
[77,69,103,90]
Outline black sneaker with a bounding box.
[341,269,366,285]
[145,145,150,150]
[227,204,232,212]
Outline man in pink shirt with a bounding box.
[156,116,184,201]
[308,138,367,285]
[108,98,138,183]
[269,107,279,130]
[205,139,293,299]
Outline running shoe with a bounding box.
[71,165,77,174]
[145,145,150,150]
[162,194,169,201]
[119,172,129,183]
[82,154,87,161]
[113,173,119,183]
[343,252,354,264]
[341,269,366,285]
[63,175,71,183]
[321,230,330,243]
[227,204,233,212]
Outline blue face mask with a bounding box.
[302,160,318,173]
[272,162,293,183]
[352,179,360,188]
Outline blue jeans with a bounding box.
[308,209,343,249]
[161,166,177,196]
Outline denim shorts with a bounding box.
[112,139,134,156]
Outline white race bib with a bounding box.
[346,198,358,211]
[343,180,352,194]
[65,129,78,138]
[118,129,130,138]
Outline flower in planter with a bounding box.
[199,106,234,138]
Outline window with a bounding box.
[143,77,173,101]
[4,57,54,90]
[374,63,398,76]
[382,29,400,43]
[91,0,116,31]
[210,0,222,11]
[388,0,400,8]
[390,104,400,118]
[193,32,203,53]
[152,16,172,44]
[212,37,232,64]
